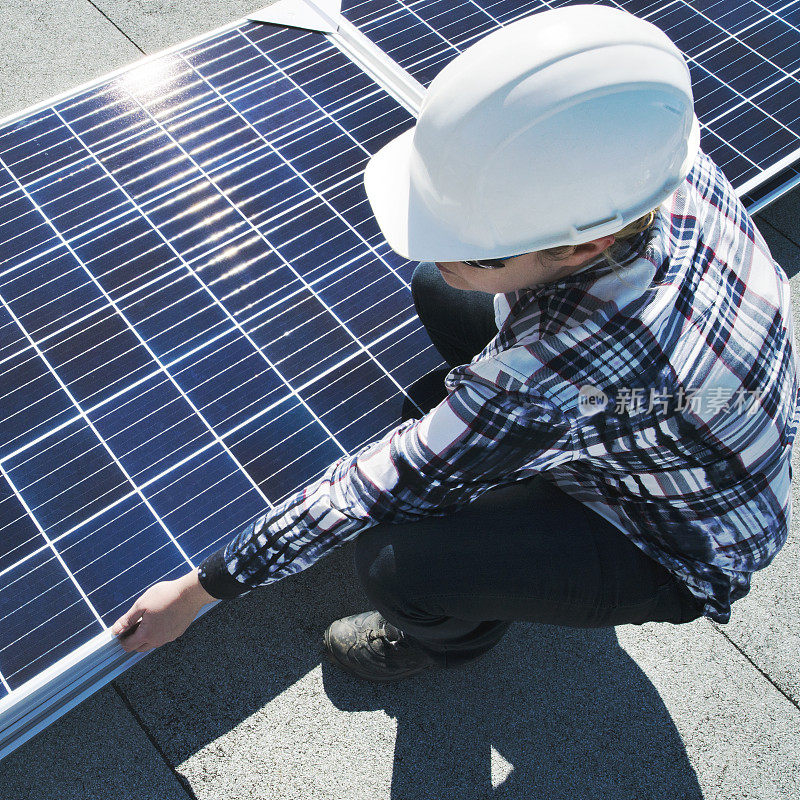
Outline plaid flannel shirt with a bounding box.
[199,150,799,623]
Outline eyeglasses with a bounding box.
[461,254,523,270]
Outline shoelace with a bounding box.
[367,624,403,647]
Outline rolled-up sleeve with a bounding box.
[197,373,576,599]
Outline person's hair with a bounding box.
[540,209,658,274]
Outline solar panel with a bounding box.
[340,0,800,207]
[1,0,799,759]
[0,15,441,754]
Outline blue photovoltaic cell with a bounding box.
[341,0,800,193]
[0,21,442,696]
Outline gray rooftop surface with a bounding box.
[0,2,798,798]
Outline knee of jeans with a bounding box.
[354,528,407,612]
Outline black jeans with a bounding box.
[354,262,705,667]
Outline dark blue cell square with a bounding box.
[335,94,413,154]
[147,178,248,261]
[242,22,329,71]
[187,30,277,96]
[143,444,268,564]
[171,328,289,434]
[699,128,760,189]
[756,76,800,134]
[118,267,231,364]
[191,231,302,322]
[28,160,132,240]
[688,63,740,124]
[70,213,181,299]
[233,74,313,142]
[302,352,404,452]
[755,0,800,11]
[289,49,377,110]
[682,0,768,34]
[715,106,797,172]
[225,396,344,502]
[314,254,414,343]
[0,193,58,266]
[0,161,14,193]
[341,0,395,23]
[37,308,158,407]
[0,472,46,576]
[374,242,417,287]
[96,125,197,202]
[123,55,215,124]
[478,0,544,24]
[160,100,263,171]
[319,173,383,245]
[414,0,498,48]
[639,4,727,58]
[0,248,108,342]
[210,150,312,230]
[5,419,131,539]
[405,48,457,88]
[698,39,785,99]
[0,110,87,184]
[57,494,190,624]
[56,85,153,151]
[737,15,800,74]
[365,16,455,86]
[263,199,364,282]
[370,322,445,391]
[0,315,76,460]
[243,287,360,384]
[0,550,103,690]
[88,374,216,485]
[276,121,368,191]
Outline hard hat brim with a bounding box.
[363,127,416,261]
[364,127,477,262]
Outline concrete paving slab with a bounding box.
[709,471,800,705]
[713,213,800,706]
[759,188,800,246]
[92,0,277,53]
[115,545,799,800]
[755,214,800,280]
[0,684,188,800]
[0,0,142,120]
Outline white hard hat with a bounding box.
[364,4,701,261]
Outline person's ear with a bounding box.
[563,235,615,265]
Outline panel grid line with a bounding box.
[45,106,352,461]
[0,458,107,629]
[1,180,268,518]
[142,45,422,409]
[0,156,200,573]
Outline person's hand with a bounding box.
[112,568,216,653]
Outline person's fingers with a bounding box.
[135,644,152,653]
[112,602,143,636]
[118,618,148,652]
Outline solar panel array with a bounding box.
[1,0,800,737]
[0,21,441,698]
[342,0,800,195]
